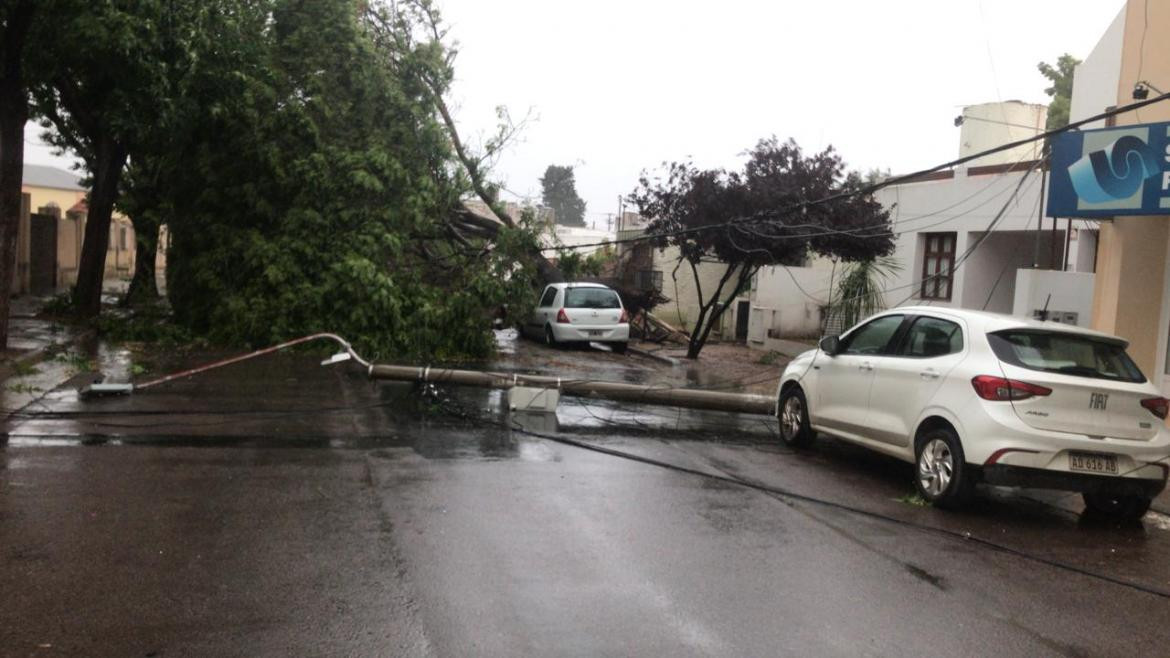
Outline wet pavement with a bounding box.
[3,331,1170,655]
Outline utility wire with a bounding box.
[545,92,1170,253]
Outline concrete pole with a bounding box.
[368,365,776,416]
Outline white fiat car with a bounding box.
[524,282,630,353]
[776,307,1170,520]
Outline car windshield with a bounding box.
[564,288,621,309]
[987,330,1145,383]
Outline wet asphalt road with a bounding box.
[3,334,1170,655]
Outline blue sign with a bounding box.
[1047,121,1170,217]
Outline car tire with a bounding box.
[914,427,974,508]
[612,342,628,355]
[544,325,558,348]
[777,387,816,448]
[1082,492,1152,522]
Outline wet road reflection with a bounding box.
[5,339,1170,654]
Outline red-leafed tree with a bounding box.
[627,137,893,359]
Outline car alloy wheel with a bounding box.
[777,387,815,448]
[917,438,953,498]
[913,427,973,508]
[781,396,803,440]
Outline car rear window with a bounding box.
[564,288,621,309]
[987,330,1146,383]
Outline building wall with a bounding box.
[1086,0,1170,385]
[1069,6,1126,129]
[653,247,741,338]
[16,182,140,295]
[748,259,836,339]
[746,150,1088,349]
[1012,270,1096,326]
[958,101,1047,166]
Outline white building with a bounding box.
[746,101,1100,352]
[547,225,614,258]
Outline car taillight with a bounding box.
[971,375,1052,401]
[1141,397,1169,420]
[556,308,571,324]
[619,308,629,323]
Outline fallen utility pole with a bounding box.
[369,364,776,416]
[78,332,776,417]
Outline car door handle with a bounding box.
[858,362,874,372]
[920,369,939,380]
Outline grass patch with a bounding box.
[895,492,930,507]
[11,361,41,377]
[6,382,43,394]
[53,351,97,374]
[130,363,149,376]
[756,350,783,366]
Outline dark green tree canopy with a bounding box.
[540,164,587,227]
[1038,54,1080,131]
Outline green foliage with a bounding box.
[540,164,587,227]
[832,256,902,330]
[119,0,537,361]
[896,492,930,507]
[756,350,783,366]
[41,292,75,317]
[11,361,40,377]
[554,243,614,281]
[1038,54,1080,131]
[94,303,196,346]
[53,351,97,375]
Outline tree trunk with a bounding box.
[684,264,754,360]
[73,135,127,318]
[122,213,159,306]
[683,262,739,359]
[0,100,24,349]
[0,1,35,349]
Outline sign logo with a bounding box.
[1067,136,1162,203]
[1047,121,1170,218]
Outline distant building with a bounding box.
[17,164,143,296]
[547,225,613,259]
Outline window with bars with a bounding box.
[920,232,956,301]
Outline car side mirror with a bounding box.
[819,335,840,356]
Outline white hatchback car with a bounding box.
[524,282,630,353]
[776,306,1170,520]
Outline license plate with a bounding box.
[1069,452,1118,475]
[587,330,605,337]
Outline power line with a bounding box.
[543,91,1170,254]
[780,159,1043,310]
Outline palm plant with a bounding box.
[831,256,902,332]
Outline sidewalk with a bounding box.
[0,296,93,377]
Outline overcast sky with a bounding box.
[24,0,1127,231]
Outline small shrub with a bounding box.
[757,350,783,366]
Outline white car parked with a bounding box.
[524,282,630,353]
[776,306,1170,520]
